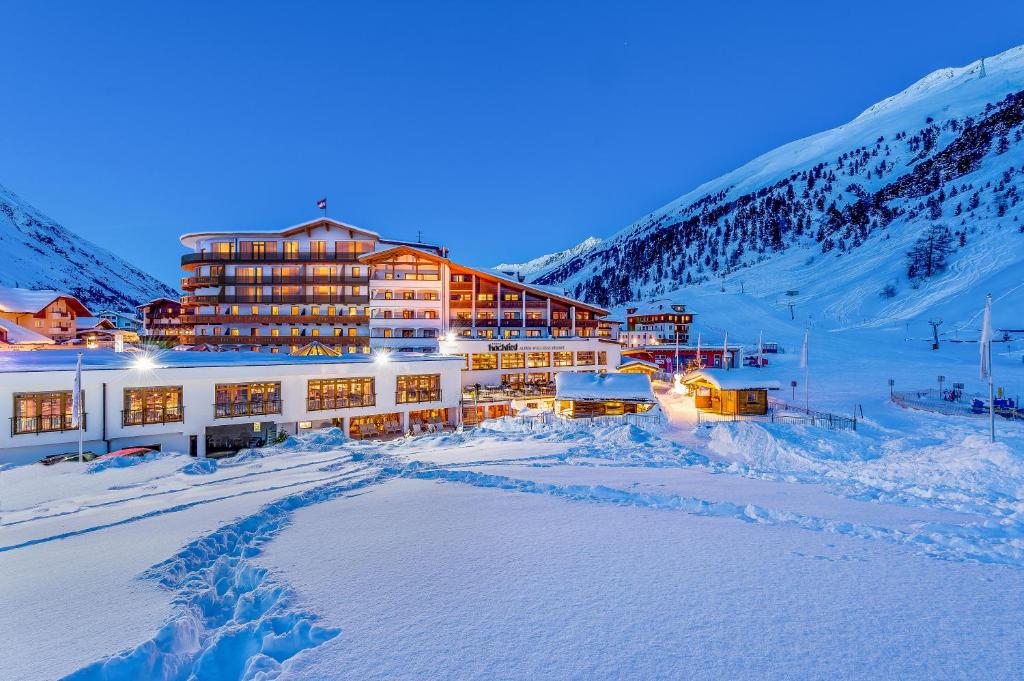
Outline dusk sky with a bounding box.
[2,1,1022,287]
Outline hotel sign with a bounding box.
[487,341,571,352]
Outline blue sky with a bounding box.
[2,1,1022,287]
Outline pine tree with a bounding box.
[906,224,954,281]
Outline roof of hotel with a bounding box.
[682,369,781,391]
[0,348,463,374]
[0,287,91,315]
[618,358,660,370]
[77,317,117,331]
[136,297,181,310]
[555,372,655,402]
[0,322,56,345]
[179,217,382,246]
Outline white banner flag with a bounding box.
[799,330,809,369]
[722,331,729,370]
[980,295,993,379]
[71,352,83,428]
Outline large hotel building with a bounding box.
[173,218,621,418]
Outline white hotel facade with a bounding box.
[0,351,463,465]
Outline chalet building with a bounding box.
[95,309,142,331]
[138,297,189,344]
[682,369,780,416]
[622,301,694,347]
[175,219,622,412]
[622,346,739,374]
[0,321,55,350]
[0,349,462,465]
[0,287,91,343]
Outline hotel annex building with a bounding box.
[171,218,621,415]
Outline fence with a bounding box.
[892,389,1024,420]
[696,399,857,432]
[479,411,667,433]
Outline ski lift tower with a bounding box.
[928,319,943,350]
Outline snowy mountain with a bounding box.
[525,46,1024,331]
[0,184,178,312]
[494,236,602,279]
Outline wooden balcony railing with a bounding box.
[182,314,368,325]
[194,335,370,346]
[122,406,185,427]
[181,294,370,305]
[11,413,85,436]
[213,400,283,419]
[182,252,362,266]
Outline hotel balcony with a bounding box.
[181,274,370,290]
[183,314,369,325]
[181,293,370,305]
[194,335,371,347]
[181,252,361,267]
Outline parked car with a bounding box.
[93,447,156,461]
[38,451,99,465]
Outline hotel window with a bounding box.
[347,328,357,337]
[553,351,574,367]
[311,306,320,315]
[311,329,320,337]
[396,374,442,404]
[383,290,393,300]
[527,352,550,368]
[307,377,375,411]
[451,293,471,302]
[472,353,498,370]
[526,330,541,338]
[458,329,472,337]
[351,267,361,277]
[477,329,494,339]
[526,372,551,385]
[424,310,438,319]
[231,305,240,315]
[291,328,300,336]
[284,241,300,259]
[271,329,280,337]
[552,311,569,320]
[214,382,281,418]
[576,351,595,366]
[229,328,240,336]
[349,307,358,316]
[598,351,607,365]
[501,352,525,369]
[310,241,327,257]
[422,291,439,301]
[250,306,259,315]
[352,286,362,296]
[328,306,337,316]
[451,274,469,282]
[502,329,520,339]
[477,293,495,301]
[501,373,526,388]
[334,328,343,336]
[502,311,521,320]
[291,306,300,315]
[400,291,412,300]
[12,391,79,435]
[455,311,472,321]
[123,386,183,426]
[503,291,521,301]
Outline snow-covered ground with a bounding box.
[3,323,1023,680]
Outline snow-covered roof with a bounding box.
[0,287,91,315]
[136,297,181,310]
[179,218,381,247]
[555,372,656,402]
[623,299,691,317]
[77,317,116,331]
[0,322,55,345]
[618,358,659,370]
[0,348,463,374]
[683,369,781,391]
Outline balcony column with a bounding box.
[521,293,526,330]
[546,298,552,337]
[496,281,501,337]
[571,307,576,337]
[471,275,477,336]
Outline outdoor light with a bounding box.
[132,354,159,371]
[374,350,391,364]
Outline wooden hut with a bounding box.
[617,358,660,377]
[554,372,658,418]
[682,369,779,416]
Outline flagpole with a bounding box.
[75,352,84,463]
[987,293,995,442]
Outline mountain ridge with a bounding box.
[0,184,179,313]
[517,45,1024,331]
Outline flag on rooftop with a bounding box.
[980,294,993,379]
[317,198,327,211]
